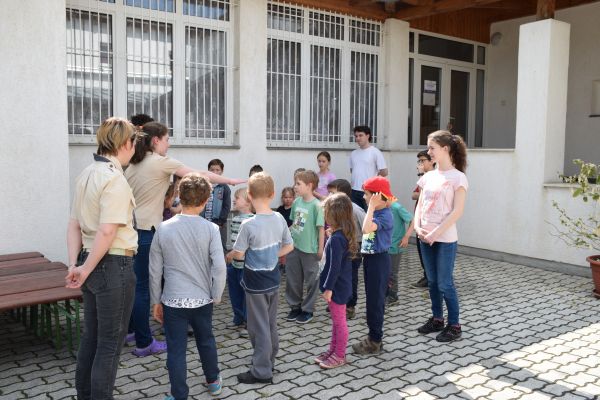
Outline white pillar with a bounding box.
[383,18,410,150]
[0,0,70,262]
[514,19,570,182]
[235,0,268,150]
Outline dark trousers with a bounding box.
[129,229,154,348]
[346,255,362,308]
[75,254,135,400]
[351,190,368,211]
[416,237,428,280]
[163,304,219,400]
[227,264,246,325]
[363,252,390,343]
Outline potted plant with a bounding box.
[552,159,600,298]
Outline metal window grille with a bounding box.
[267,3,303,33]
[183,0,230,21]
[350,19,380,47]
[185,27,227,140]
[267,1,382,148]
[126,18,173,133]
[125,0,174,13]
[67,9,113,137]
[309,11,344,40]
[310,45,341,143]
[350,51,378,142]
[267,39,301,141]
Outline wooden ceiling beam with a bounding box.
[401,0,436,5]
[394,0,505,20]
[537,0,556,19]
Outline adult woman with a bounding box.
[125,122,244,356]
[66,117,138,399]
[413,130,468,343]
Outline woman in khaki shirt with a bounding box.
[124,122,245,355]
[66,117,138,399]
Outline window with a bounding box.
[66,9,113,137]
[267,1,382,148]
[185,27,227,140]
[67,0,232,145]
[126,18,173,132]
[419,34,474,63]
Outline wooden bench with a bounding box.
[0,252,82,352]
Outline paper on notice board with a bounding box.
[423,92,436,106]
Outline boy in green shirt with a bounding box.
[285,170,325,324]
[387,199,413,305]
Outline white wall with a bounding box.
[485,2,600,176]
[0,0,70,262]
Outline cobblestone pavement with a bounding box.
[2,246,600,400]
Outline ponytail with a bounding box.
[130,122,169,164]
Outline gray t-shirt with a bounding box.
[149,214,226,306]
[233,212,293,294]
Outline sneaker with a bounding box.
[314,351,332,364]
[412,277,428,288]
[385,295,398,306]
[285,308,302,322]
[237,371,272,384]
[436,325,462,342]
[226,321,245,329]
[132,339,167,357]
[319,354,347,369]
[352,336,382,355]
[296,311,313,324]
[164,396,175,400]
[124,333,135,346]
[417,317,445,334]
[207,375,223,396]
[346,306,356,319]
[239,328,249,338]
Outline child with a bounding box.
[315,193,356,369]
[163,182,177,221]
[249,164,264,177]
[149,173,227,398]
[201,159,231,250]
[286,170,325,324]
[226,172,294,384]
[414,131,468,343]
[276,187,294,227]
[352,176,394,355]
[314,151,336,200]
[226,188,254,337]
[386,197,413,305]
[326,179,365,319]
[412,150,435,288]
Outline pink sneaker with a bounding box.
[319,354,346,369]
[132,339,167,357]
[314,351,332,364]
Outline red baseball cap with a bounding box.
[362,176,397,202]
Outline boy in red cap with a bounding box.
[352,176,394,355]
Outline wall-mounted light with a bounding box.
[490,32,503,46]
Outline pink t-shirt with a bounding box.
[316,171,336,197]
[417,168,468,243]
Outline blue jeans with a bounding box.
[419,241,460,325]
[75,254,135,400]
[227,264,246,325]
[363,252,390,343]
[129,229,154,348]
[163,304,219,400]
[346,255,362,308]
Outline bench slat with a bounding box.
[0,262,66,277]
[0,257,51,269]
[0,287,82,311]
[0,252,45,262]
[0,269,68,296]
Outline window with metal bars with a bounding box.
[126,18,173,133]
[66,1,231,146]
[185,27,227,140]
[66,9,113,137]
[267,1,382,147]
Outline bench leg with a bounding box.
[52,303,62,350]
